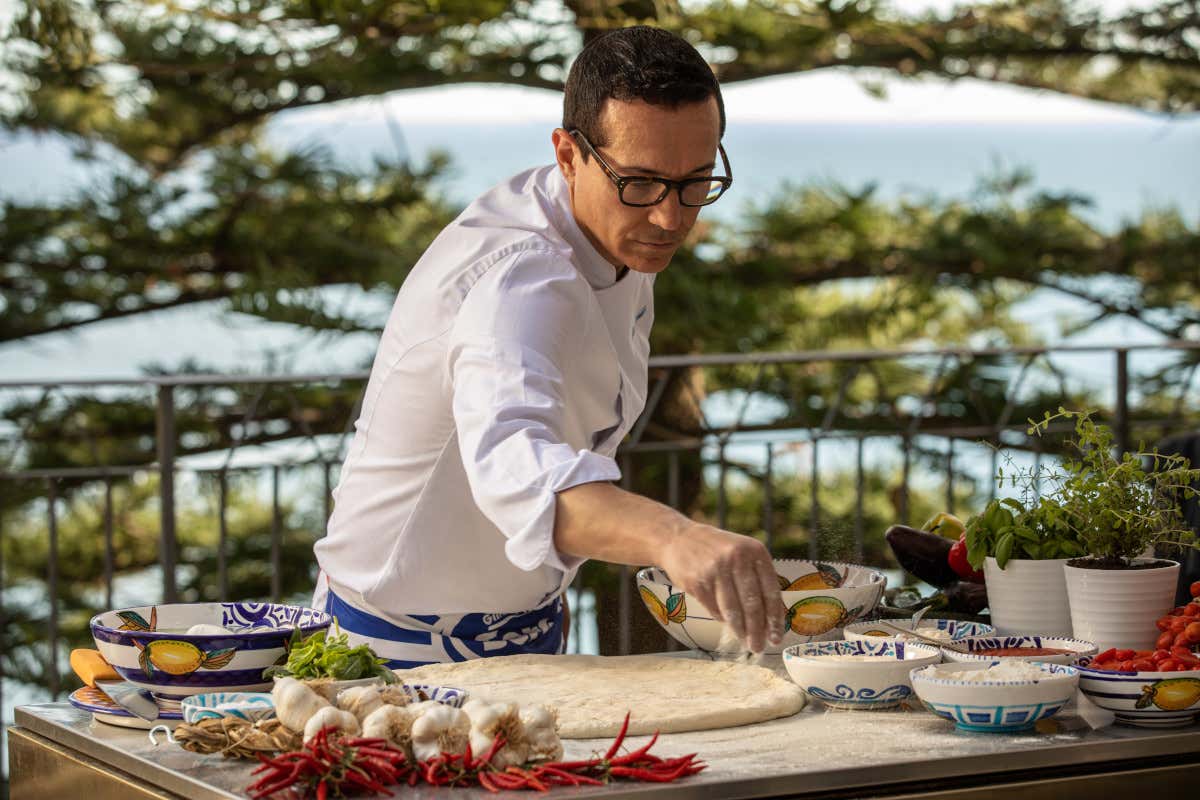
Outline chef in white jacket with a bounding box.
[313,26,785,664]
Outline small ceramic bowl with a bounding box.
[910,661,1079,732]
[1077,665,1200,728]
[637,559,886,654]
[91,602,333,699]
[181,692,276,724]
[941,635,1098,666]
[782,640,942,709]
[843,619,995,643]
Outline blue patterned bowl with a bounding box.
[405,684,468,708]
[181,692,276,724]
[941,635,1097,666]
[910,661,1079,732]
[843,618,995,642]
[1077,665,1200,728]
[91,602,333,699]
[782,639,942,709]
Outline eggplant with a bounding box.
[885,524,959,588]
[942,580,989,615]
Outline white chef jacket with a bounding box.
[313,164,654,619]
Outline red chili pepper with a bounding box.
[603,712,632,760]
[478,771,502,793]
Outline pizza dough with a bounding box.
[395,654,806,738]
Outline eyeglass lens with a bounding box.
[621,179,727,207]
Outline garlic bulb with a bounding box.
[272,677,331,733]
[303,706,361,742]
[410,703,470,761]
[361,702,432,758]
[520,705,562,763]
[462,699,528,768]
[337,685,384,722]
[377,685,412,707]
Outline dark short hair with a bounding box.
[562,25,726,150]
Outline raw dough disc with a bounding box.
[395,654,806,738]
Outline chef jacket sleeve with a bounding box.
[447,250,621,574]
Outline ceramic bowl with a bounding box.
[1077,665,1200,728]
[181,692,276,724]
[636,559,886,654]
[843,618,994,643]
[910,661,1079,732]
[782,640,942,709]
[91,602,333,699]
[940,635,1098,666]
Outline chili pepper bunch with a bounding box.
[247,713,705,798]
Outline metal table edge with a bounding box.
[13,706,242,800]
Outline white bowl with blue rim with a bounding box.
[1077,664,1200,728]
[90,602,333,699]
[782,639,942,709]
[181,692,276,724]
[404,684,469,707]
[638,560,886,654]
[910,661,1079,733]
[940,635,1097,666]
[843,618,994,643]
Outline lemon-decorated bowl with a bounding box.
[636,559,886,654]
[91,602,332,699]
[1077,665,1200,727]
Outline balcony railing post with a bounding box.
[155,384,179,603]
[1115,349,1130,456]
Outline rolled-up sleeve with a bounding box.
[448,252,620,574]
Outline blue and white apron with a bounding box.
[312,574,565,668]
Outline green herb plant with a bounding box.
[965,494,1087,570]
[1027,408,1200,567]
[262,625,398,683]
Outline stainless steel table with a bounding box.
[9,687,1200,799]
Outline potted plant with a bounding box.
[965,494,1086,637]
[1029,409,1200,651]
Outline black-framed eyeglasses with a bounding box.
[569,129,733,208]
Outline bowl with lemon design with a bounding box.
[636,559,886,654]
[1077,664,1200,727]
[91,602,332,699]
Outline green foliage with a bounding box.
[1027,408,1200,564]
[964,495,1086,569]
[263,626,398,682]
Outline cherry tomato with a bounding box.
[1190,581,1200,598]
[1185,622,1200,644]
[1171,618,1188,632]
[1159,659,1181,672]
[1157,631,1175,649]
[1153,649,1171,662]
[1115,649,1136,660]
[1118,660,1136,671]
[1130,659,1155,672]
[1186,604,1200,617]
[1094,648,1118,662]
[1157,617,1174,631]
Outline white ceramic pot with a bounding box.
[1063,559,1180,652]
[983,557,1073,637]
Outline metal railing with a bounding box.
[2,341,1199,719]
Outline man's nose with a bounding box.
[647,189,683,232]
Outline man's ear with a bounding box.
[551,128,577,185]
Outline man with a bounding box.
[312,25,785,665]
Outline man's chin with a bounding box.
[624,247,677,274]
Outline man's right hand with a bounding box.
[554,481,787,653]
[657,524,786,654]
